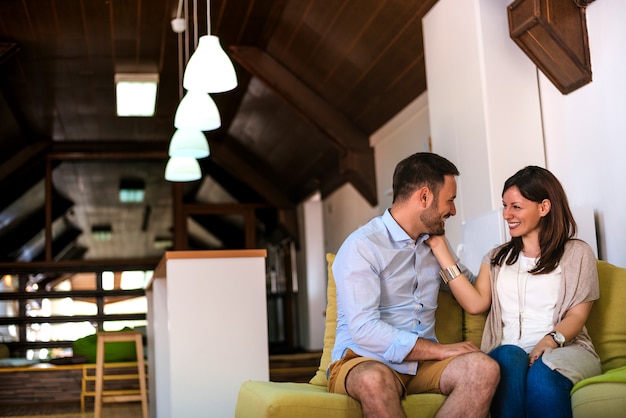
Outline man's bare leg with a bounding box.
[437,351,500,418]
[345,361,406,418]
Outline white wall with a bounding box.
[322,92,431,256]
[540,0,626,265]
[370,92,432,211]
[322,183,378,256]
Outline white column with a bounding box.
[297,194,326,351]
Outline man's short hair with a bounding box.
[392,152,459,203]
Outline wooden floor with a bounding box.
[0,351,323,417]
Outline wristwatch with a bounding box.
[439,264,462,284]
[547,331,566,347]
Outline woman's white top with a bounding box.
[497,253,561,353]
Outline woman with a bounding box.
[428,166,601,418]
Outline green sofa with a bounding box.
[235,254,626,418]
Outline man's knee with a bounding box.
[347,361,402,397]
[481,353,501,385]
[466,351,500,382]
[444,352,500,390]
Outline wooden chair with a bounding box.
[94,331,148,418]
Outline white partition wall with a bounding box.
[146,250,269,418]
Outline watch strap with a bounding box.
[547,331,565,347]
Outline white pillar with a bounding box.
[297,194,326,351]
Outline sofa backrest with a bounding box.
[309,253,337,386]
[586,260,626,372]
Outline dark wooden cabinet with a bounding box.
[508,0,592,94]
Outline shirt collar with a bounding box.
[382,209,430,246]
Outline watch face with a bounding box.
[554,332,565,345]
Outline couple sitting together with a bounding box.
[328,152,601,418]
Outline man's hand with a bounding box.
[438,341,482,360]
[406,339,482,362]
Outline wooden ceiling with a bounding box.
[0,0,437,262]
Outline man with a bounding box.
[328,152,499,418]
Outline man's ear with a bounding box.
[416,186,432,208]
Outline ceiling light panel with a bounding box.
[115,73,159,117]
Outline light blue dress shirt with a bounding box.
[331,209,471,375]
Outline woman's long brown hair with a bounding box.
[491,166,577,274]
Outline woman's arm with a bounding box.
[426,235,492,314]
[529,301,594,364]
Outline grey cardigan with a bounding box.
[481,239,602,383]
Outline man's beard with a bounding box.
[420,203,446,235]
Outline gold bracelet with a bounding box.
[439,264,461,284]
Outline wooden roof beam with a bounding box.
[206,137,295,209]
[229,45,377,206]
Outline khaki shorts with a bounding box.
[327,349,456,397]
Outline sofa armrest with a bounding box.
[235,381,361,418]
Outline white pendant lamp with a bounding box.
[169,129,210,158]
[174,90,221,131]
[183,34,238,93]
[165,156,202,182]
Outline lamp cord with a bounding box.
[193,0,199,50]
[207,0,211,35]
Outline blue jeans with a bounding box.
[489,344,573,418]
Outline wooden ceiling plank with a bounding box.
[230,45,377,205]
[317,1,388,85]
[267,0,345,96]
[332,2,431,108]
[230,45,370,153]
[273,0,348,78]
[229,78,336,184]
[354,56,427,132]
[136,0,168,69]
[263,0,312,62]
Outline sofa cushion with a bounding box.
[463,310,487,348]
[570,366,626,418]
[236,381,446,418]
[571,365,626,393]
[586,260,626,372]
